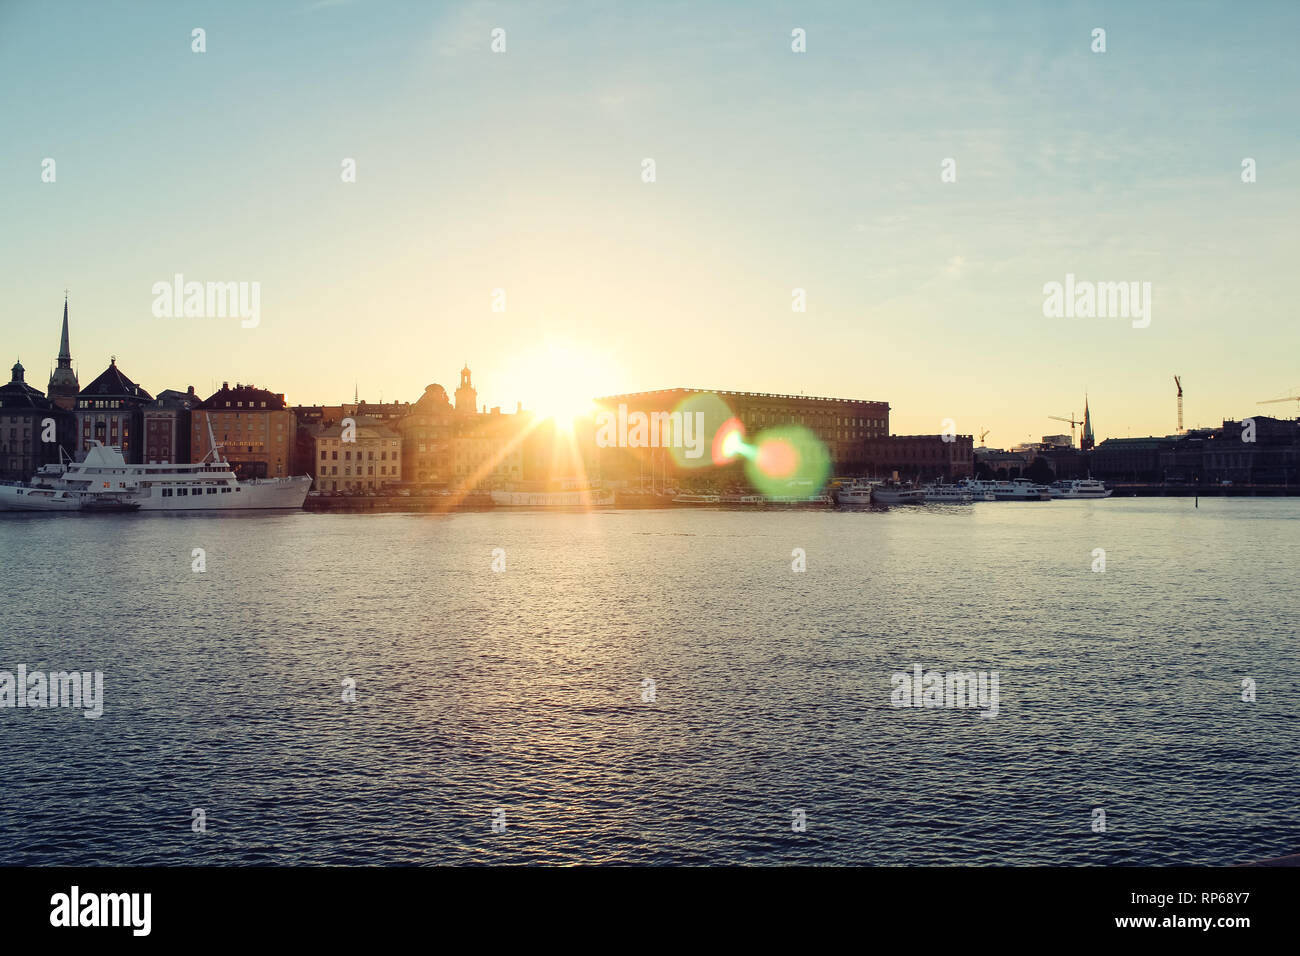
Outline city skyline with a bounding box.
[4,1,1299,445]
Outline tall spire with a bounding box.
[1082,395,1095,451]
[57,294,72,368]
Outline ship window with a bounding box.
[162,488,172,497]
[177,488,187,496]
[221,487,230,493]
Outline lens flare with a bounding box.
[670,392,737,469]
[712,417,747,465]
[744,425,831,497]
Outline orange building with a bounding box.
[191,382,296,479]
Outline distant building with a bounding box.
[974,447,1033,478]
[192,382,295,478]
[396,384,456,484]
[1199,417,1299,484]
[454,406,525,485]
[396,368,530,489]
[454,365,477,415]
[313,418,402,491]
[592,387,889,481]
[0,361,74,480]
[144,387,197,464]
[1090,437,1177,482]
[863,434,974,482]
[46,296,79,410]
[73,357,154,462]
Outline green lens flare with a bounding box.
[743,425,831,497]
[669,392,736,469]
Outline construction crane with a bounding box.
[1258,390,1300,414]
[978,427,990,446]
[1174,375,1184,433]
[1048,414,1083,447]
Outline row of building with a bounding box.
[5,300,963,489]
[12,298,1292,490]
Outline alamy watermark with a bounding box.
[151,273,260,328]
[1,665,103,719]
[891,663,999,717]
[1043,274,1151,328]
[595,404,705,458]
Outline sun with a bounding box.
[505,340,613,428]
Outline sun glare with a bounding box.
[506,341,612,428]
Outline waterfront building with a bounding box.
[313,418,402,492]
[0,361,75,479]
[1194,417,1298,485]
[592,387,890,482]
[863,433,974,482]
[396,368,529,489]
[191,382,295,479]
[73,357,153,462]
[396,384,456,485]
[1090,437,1176,483]
[144,387,197,464]
[453,405,525,486]
[46,296,79,410]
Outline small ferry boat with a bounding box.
[871,483,926,505]
[1049,479,1112,499]
[922,483,976,503]
[836,480,877,506]
[961,478,1051,501]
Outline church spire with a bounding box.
[57,294,72,368]
[1082,395,1095,451]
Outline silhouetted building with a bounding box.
[0,361,75,479]
[144,387,197,464]
[863,434,974,482]
[46,296,79,410]
[73,357,153,462]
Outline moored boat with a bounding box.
[871,483,926,505]
[1049,479,1112,499]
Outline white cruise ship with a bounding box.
[922,483,981,503]
[7,441,311,511]
[1049,479,1112,499]
[960,478,1052,501]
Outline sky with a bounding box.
[3,0,1299,445]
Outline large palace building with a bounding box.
[591,387,890,481]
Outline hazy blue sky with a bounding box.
[3,0,1298,443]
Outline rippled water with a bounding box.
[1,498,1297,865]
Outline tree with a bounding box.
[1026,457,1056,484]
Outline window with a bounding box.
[162,488,172,497]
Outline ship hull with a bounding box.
[131,476,312,510]
[0,485,82,511]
